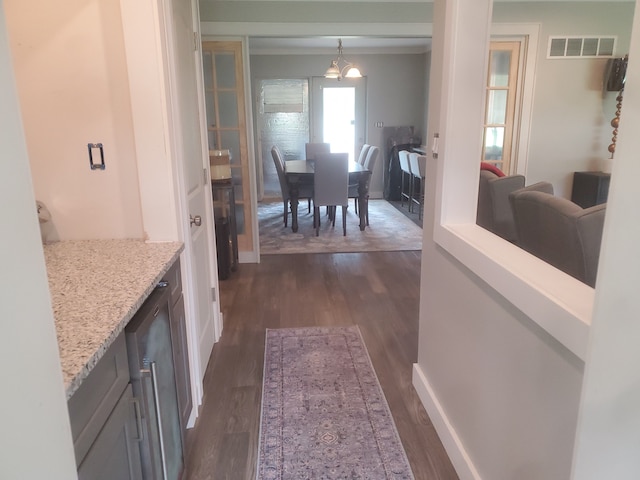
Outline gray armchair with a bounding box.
[509,190,606,287]
[477,170,553,242]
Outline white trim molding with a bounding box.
[491,23,540,178]
[200,22,433,37]
[413,364,482,480]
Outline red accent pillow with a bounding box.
[480,162,505,177]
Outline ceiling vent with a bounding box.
[547,36,616,59]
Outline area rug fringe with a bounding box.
[256,326,414,479]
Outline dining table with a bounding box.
[284,159,372,233]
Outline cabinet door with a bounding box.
[77,385,143,480]
[171,294,193,439]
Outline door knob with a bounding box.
[190,215,202,227]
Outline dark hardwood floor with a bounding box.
[184,251,458,480]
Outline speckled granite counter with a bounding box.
[44,239,184,399]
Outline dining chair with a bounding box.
[313,152,349,236]
[361,146,379,225]
[305,142,331,161]
[398,150,413,210]
[349,145,379,216]
[271,145,312,227]
[408,152,426,219]
[356,144,371,165]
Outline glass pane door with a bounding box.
[202,41,253,252]
[482,42,520,174]
[323,87,356,161]
[311,77,366,162]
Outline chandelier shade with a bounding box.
[324,39,363,80]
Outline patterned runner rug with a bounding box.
[258,199,422,254]
[257,326,414,479]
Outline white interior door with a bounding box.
[311,77,366,161]
[166,0,219,400]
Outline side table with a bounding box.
[571,171,610,208]
[211,179,238,280]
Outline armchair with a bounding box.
[509,190,606,287]
[477,169,553,242]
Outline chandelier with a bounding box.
[324,39,363,80]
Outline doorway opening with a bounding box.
[311,77,366,162]
[322,87,356,161]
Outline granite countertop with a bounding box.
[44,239,184,399]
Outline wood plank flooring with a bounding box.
[183,252,458,480]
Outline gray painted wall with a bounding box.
[250,52,428,197]
[200,1,432,23]
[493,2,634,197]
[212,2,634,200]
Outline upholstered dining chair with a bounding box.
[356,144,371,165]
[271,145,312,227]
[408,152,426,219]
[361,146,379,225]
[398,150,413,209]
[305,142,331,161]
[313,152,349,236]
[348,146,379,220]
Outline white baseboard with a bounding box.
[412,364,482,480]
[239,250,259,263]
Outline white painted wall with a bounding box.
[571,1,640,476]
[5,0,144,241]
[416,0,640,478]
[250,52,428,197]
[415,1,585,477]
[0,4,77,477]
[418,163,585,478]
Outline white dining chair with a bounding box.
[356,144,371,165]
[313,152,349,236]
[349,145,378,215]
[305,142,331,161]
[398,150,413,210]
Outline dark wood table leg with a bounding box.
[358,176,368,231]
[289,184,300,232]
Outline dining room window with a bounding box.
[257,78,309,199]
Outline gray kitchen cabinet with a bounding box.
[67,257,190,479]
[67,333,136,470]
[77,384,143,480]
[163,260,193,444]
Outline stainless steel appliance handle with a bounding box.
[149,361,168,480]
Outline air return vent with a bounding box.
[547,36,616,59]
